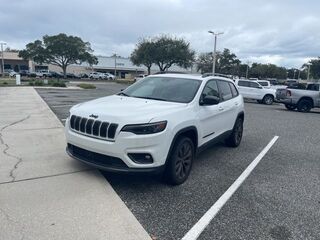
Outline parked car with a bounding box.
[65,74,245,185]
[276,83,320,112]
[103,73,115,80]
[257,80,271,88]
[134,74,148,82]
[4,69,17,77]
[36,70,52,78]
[19,70,29,77]
[79,73,89,79]
[27,71,37,78]
[235,79,276,105]
[89,72,105,79]
[66,73,80,79]
[50,71,64,78]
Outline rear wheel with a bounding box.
[164,137,194,185]
[263,95,274,105]
[285,104,296,111]
[297,99,312,112]
[225,117,243,147]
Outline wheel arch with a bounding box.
[165,126,198,164]
[298,96,314,108]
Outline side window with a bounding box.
[249,82,260,88]
[218,81,233,101]
[229,82,239,97]
[238,80,249,87]
[202,80,220,98]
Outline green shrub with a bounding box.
[3,81,8,85]
[29,81,34,86]
[51,81,66,87]
[77,83,96,89]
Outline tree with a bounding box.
[196,48,241,75]
[250,63,287,79]
[130,38,155,75]
[216,48,241,75]
[152,36,195,72]
[196,52,213,74]
[131,35,195,73]
[19,33,98,77]
[302,58,320,80]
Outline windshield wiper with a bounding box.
[133,96,168,101]
[118,92,130,97]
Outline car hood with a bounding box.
[70,95,187,124]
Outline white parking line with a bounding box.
[182,136,279,240]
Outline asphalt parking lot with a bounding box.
[36,82,320,240]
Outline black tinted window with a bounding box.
[249,82,260,88]
[202,80,220,98]
[218,81,233,101]
[238,80,249,87]
[229,83,239,97]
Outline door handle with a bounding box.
[235,102,239,106]
[218,106,224,111]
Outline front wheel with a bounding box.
[263,95,274,105]
[164,137,194,185]
[225,117,243,147]
[297,99,312,112]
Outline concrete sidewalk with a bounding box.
[0,87,151,240]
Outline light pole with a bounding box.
[208,31,223,75]
[246,61,250,79]
[114,53,117,79]
[0,42,7,77]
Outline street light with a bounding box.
[246,61,250,79]
[114,53,117,79]
[0,42,7,77]
[208,31,223,75]
[307,63,311,81]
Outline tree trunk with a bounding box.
[62,65,67,78]
[147,66,151,75]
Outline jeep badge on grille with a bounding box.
[89,114,98,119]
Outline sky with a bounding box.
[0,0,319,68]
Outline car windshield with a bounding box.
[121,76,201,103]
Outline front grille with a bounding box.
[68,144,128,169]
[70,115,118,140]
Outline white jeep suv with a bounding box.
[65,74,245,185]
[236,79,276,105]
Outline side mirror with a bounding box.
[200,95,220,106]
[258,86,263,89]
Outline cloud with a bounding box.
[0,0,319,68]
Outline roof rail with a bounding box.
[201,73,234,79]
[153,71,187,75]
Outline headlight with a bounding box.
[121,121,167,135]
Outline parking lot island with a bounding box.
[0,87,151,240]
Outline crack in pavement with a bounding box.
[0,115,31,182]
[0,208,26,240]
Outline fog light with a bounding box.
[128,153,153,164]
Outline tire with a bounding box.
[225,117,243,148]
[297,99,312,112]
[263,95,274,105]
[285,104,296,111]
[164,137,194,185]
[109,77,112,80]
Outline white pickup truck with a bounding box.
[276,83,320,112]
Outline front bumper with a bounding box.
[65,118,171,171]
[66,144,165,173]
